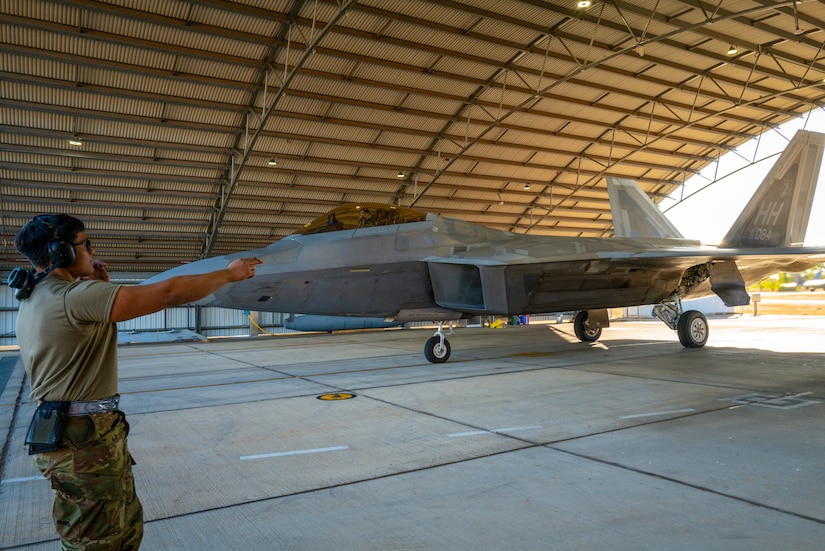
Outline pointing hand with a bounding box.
[227,257,262,281]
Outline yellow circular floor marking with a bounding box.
[317,392,356,401]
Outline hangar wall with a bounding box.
[0,280,295,347]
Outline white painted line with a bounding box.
[240,445,349,461]
[619,408,696,419]
[447,425,542,438]
[2,476,45,484]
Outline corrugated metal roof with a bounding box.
[2,0,824,271]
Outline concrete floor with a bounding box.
[1,315,824,550]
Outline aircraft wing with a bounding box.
[420,127,825,315]
[423,243,825,314]
[427,244,825,266]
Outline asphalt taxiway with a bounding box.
[1,315,824,550]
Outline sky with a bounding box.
[661,108,825,246]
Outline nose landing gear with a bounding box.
[424,321,451,363]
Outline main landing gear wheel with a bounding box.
[677,310,708,348]
[424,335,451,363]
[573,311,602,342]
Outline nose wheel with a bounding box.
[424,322,451,363]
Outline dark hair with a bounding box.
[15,214,85,268]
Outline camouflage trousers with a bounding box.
[34,410,143,550]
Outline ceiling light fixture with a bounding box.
[68,136,83,146]
[397,171,405,178]
[576,1,592,8]
[268,158,278,166]
[727,45,738,55]
[524,183,531,190]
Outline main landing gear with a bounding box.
[424,321,451,363]
[676,310,709,348]
[573,311,602,342]
[573,302,709,348]
[652,293,708,348]
[573,293,709,348]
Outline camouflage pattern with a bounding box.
[34,410,143,550]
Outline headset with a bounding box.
[7,216,76,300]
[37,215,77,269]
[46,237,76,269]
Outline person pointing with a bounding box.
[12,213,261,550]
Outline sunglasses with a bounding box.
[72,238,92,252]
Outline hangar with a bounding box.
[2,2,825,550]
[2,0,825,274]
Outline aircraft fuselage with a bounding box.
[154,214,702,321]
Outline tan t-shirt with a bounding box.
[17,276,122,402]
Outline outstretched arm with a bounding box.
[109,257,261,322]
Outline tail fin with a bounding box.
[606,177,685,239]
[719,129,825,248]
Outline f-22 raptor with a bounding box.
[145,130,825,362]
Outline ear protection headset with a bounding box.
[38,216,76,269]
[7,216,76,300]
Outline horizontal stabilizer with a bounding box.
[720,129,825,248]
[607,177,684,239]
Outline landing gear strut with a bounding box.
[653,292,709,348]
[424,321,451,363]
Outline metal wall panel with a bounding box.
[0,283,294,346]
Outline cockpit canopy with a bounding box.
[297,203,429,235]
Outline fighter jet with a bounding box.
[780,270,825,291]
[802,271,825,290]
[144,130,825,362]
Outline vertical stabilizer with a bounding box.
[719,129,825,248]
[607,177,684,239]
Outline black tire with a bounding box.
[677,310,708,348]
[573,311,601,342]
[424,336,451,363]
